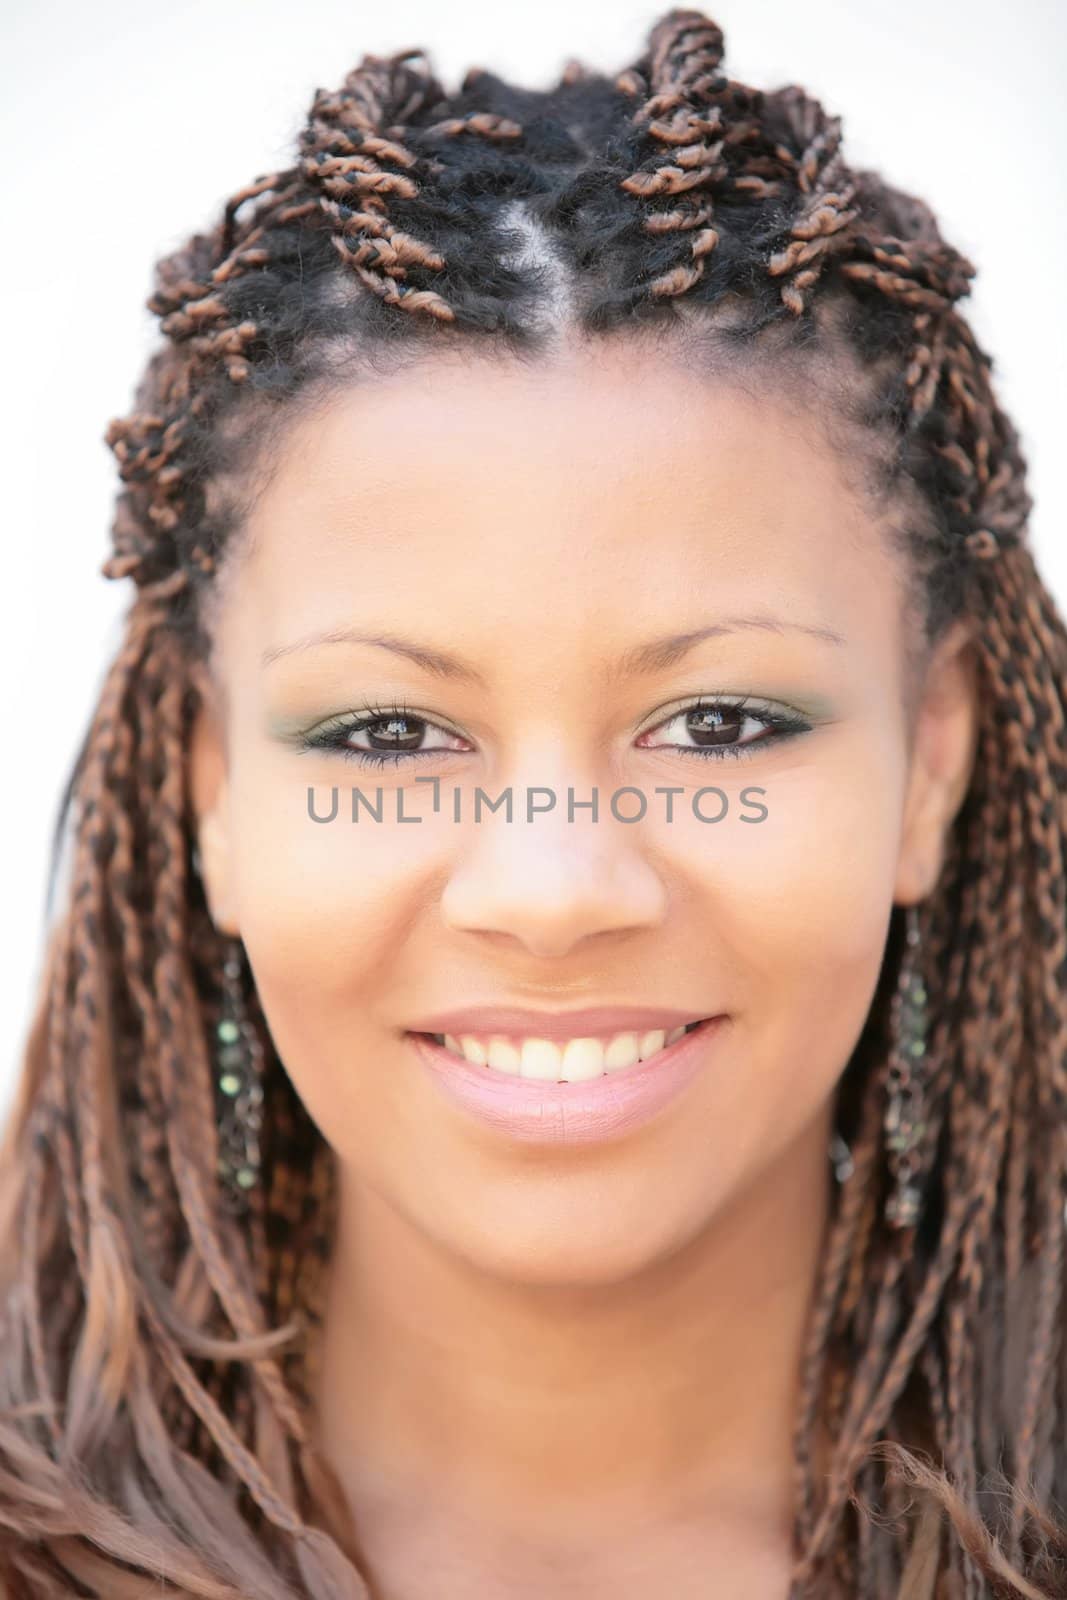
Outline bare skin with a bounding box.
[190,342,979,1597]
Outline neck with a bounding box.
[308,1108,832,1559]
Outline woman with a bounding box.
[0,8,1063,1597]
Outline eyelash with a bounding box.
[298,696,812,768]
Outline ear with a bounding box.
[188,663,240,936]
[894,619,981,907]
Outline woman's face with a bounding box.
[191,343,977,1286]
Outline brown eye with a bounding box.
[358,712,428,754]
[636,698,810,761]
[301,705,472,767]
[680,704,746,748]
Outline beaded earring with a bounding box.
[883,904,929,1229]
[829,1131,855,1185]
[214,938,264,1213]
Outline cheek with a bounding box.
[221,764,446,1153]
[226,760,442,990]
[726,756,902,987]
[673,749,904,1177]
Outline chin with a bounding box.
[405,1177,731,1293]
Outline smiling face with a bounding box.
[190,339,978,1287]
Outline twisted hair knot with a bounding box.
[299,48,462,323]
[98,5,1029,609]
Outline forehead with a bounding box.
[264,342,850,485]
[222,342,897,665]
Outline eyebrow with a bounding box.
[260,612,847,685]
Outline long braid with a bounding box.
[3,9,1065,1597]
[0,588,367,1597]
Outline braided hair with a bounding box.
[1,10,1064,1596]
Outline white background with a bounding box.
[2,0,1064,1120]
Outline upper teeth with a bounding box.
[432,1024,698,1081]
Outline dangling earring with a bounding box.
[829,1131,855,1185]
[884,903,929,1229]
[214,937,264,1213]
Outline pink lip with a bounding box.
[403,1003,711,1043]
[406,1015,728,1146]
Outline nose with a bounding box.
[439,792,668,960]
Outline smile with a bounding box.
[424,1021,706,1082]
[406,1016,726,1147]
